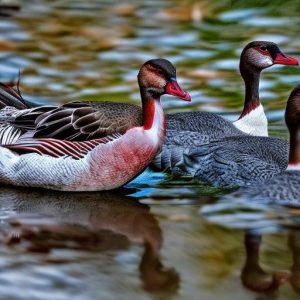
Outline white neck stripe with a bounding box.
[233,104,268,137]
[287,163,300,171]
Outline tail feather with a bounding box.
[0,83,29,109]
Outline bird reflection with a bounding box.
[241,232,300,294]
[0,187,179,294]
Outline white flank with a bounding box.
[233,104,268,137]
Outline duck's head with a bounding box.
[240,41,298,72]
[138,58,191,101]
[285,85,300,166]
[285,85,300,134]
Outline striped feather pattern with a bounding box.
[0,124,23,145]
[5,133,122,160]
[11,101,142,141]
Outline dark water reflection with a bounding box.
[0,0,300,299]
[0,188,179,298]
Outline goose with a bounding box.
[151,41,298,171]
[174,85,300,188]
[0,58,190,191]
[218,85,300,204]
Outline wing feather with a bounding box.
[4,133,123,160]
[0,124,23,145]
[10,101,142,141]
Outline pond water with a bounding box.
[0,0,300,299]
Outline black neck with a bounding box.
[239,64,261,119]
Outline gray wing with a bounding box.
[153,111,245,171]
[150,130,210,171]
[166,111,243,139]
[224,171,300,206]
[174,136,289,187]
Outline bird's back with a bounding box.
[176,135,288,187]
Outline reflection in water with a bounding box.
[242,233,289,293]
[241,232,300,294]
[289,231,300,294]
[0,187,179,295]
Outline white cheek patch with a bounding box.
[247,48,273,68]
[259,55,273,68]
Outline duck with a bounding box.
[0,58,190,191]
[174,86,300,187]
[218,85,300,204]
[151,41,298,171]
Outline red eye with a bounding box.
[256,46,270,56]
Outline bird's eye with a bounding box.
[256,45,270,56]
[155,69,165,77]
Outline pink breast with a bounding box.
[71,128,159,191]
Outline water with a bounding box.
[0,0,300,299]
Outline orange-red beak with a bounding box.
[166,79,191,101]
[274,53,298,65]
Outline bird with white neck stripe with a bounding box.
[174,85,300,187]
[216,85,300,205]
[151,41,298,172]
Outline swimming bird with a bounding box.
[151,41,298,171]
[0,59,190,191]
[5,42,297,178]
[174,85,300,188]
[168,41,298,138]
[219,85,300,205]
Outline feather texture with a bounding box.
[12,101,143,141]
[0,124,23,145]
[0,83,28,109]
[174,136,289,187]
[4,133,122,160]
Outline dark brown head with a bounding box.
[285,85,300,133]
[138,58,191,101]
[240,41,298,72]
[285,85,300,164]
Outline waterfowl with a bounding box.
[174,86,300,187]
[168,41,298,137]
[0,59,190,191]
[151,41,298,171]
[220,85,300,205]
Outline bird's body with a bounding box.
[0,59,190,191]
[151,41,298,172]
[0,116,161,191]
[225,170,300,206]
[175,135,288,187]
[217,85,300,205]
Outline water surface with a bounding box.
[0,0,300,299]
